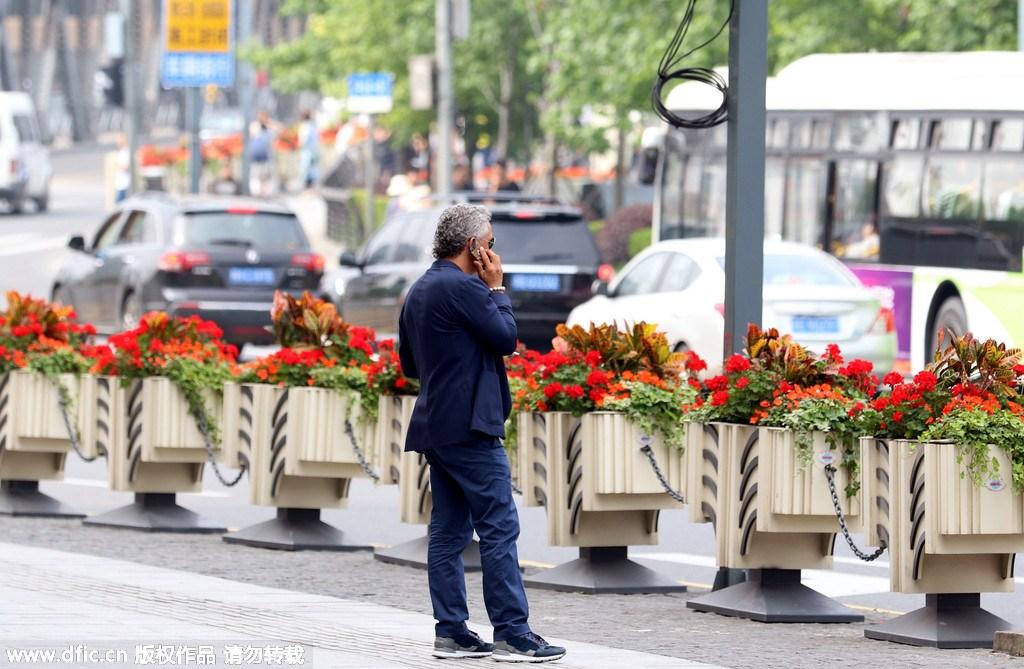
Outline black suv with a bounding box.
[52,194,323,347]
[327,194,603,349]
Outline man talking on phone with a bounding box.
[399,204,566,663]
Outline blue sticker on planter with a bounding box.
[638,434,654,447]
[818,451,836,465]
[985,479,1006,492]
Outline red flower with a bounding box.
[883,371,903,386]
[565,384,584,399]
[735,376,749,389]
[706,375,729,392]
[395,377,407,389]
[10,325,30,337]
[584,350,602,367]
[543,382,562,399]
[586,370,610,387]
[724,354,751,374]
[1015,364,1024,376]
[710,389,730,406]
[685,352,708,372]
[913,370,937,391]
[892,411,904,423]
[825,343,844,364]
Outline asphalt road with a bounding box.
[6,144,1024,629]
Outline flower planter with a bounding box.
[220,383,374,551]
[84,376,226,533]
[685,423,863,623]
[0,370,88,517]
[861,438,1023,648]
[374,395,417,486]
[374,394,482,571]
[521,411,686,594]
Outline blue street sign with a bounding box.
[161,0,235,88]
[346,72,394,114]
[162,52,235,88]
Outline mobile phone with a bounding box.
[470,238,482,261]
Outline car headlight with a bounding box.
[333,277,347,297]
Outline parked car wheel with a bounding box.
[121,291,142,330]
[33,192,48,212]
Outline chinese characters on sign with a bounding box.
[161,0,235,88]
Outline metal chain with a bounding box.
[192,409,247,487]
[640,445,686,503]
[511,480,522,495]
[56,388,100,462]
[824,464,886,561]
[343,418,381,482]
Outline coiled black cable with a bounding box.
[651,0,735,129]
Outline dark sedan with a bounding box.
[327,198,605,350]
[52,194,323,347]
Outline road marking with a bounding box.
[57,477,232,498]
[0,233,67,256]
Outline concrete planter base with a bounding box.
[0,480,83,518]
[83,493,224,533]
[374,533,482,572]
[523,546,686,595]
[222,507,373,551]
[865,593,1013,649]
[687,568,863,623]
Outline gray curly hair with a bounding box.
[432,204,491,259]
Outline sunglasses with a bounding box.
[474,237,496,250]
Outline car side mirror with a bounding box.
[591,279,610,296]
[68,235,87,252]
[338,250,361,268]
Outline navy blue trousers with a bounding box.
[423,438,531,641]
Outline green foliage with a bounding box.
[628,227,652,259]
[923,408,1024,492]
[604,379,694,449]
[553,322,685,377]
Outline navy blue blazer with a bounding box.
[398,259,517,451]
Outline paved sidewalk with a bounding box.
[0,542,719,669]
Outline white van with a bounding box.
[0,92,51,212]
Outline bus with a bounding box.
[644,51,1024,371]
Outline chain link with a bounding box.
[192,409,247,487]
[57,388,100,462]
[824,463,886,561]
[343,418,381,482]
[640,445,686,504]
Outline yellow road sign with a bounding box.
[165,0,231,53]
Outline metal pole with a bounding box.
[434,0,453,197]
[714,0,768,595]
[364,113,376,239]
[122,0,138,195]
[723,0,767,356]
[1019,0,1024,51]
[188,87,202,193]
[238,0,253,194]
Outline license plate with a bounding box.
[511,273,561,292]
[228,267,276,286]
[792,316,839,334]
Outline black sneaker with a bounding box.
[432,630,495,659]
[492,633,566,663]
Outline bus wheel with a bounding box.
[929,296,967,359]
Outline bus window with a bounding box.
[698,155,727,236]
[992,120,1024,152]
[661,148,685,236]
[923,157,982,219]
[784,158,824,247]
[883,155,924,217]
[811,119,831,149]
[765,158,785,239]
[891,119,921,149]
[832,160,879,260]
[791,120,812,149]
[834,116,881,153]
[932,118,972,150]
[983,158,1024,222]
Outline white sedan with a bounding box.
[567,238,897,371]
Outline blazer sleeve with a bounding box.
[397,305,420,380]
[453,278,518,356]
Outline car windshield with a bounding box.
[715,252,856,287]
[491,217,600,266]
[180,211,308,249]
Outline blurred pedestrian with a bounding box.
[488,159,520,193]
[297,110,320,190]
[407,133,430,184]
[398,204,567,664]
[248,110,277,197]
[114,133,131,202]
[208,162,241,196]
[452,164,475,192]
